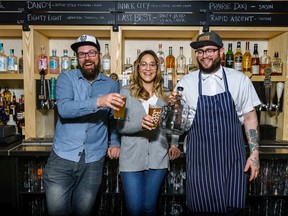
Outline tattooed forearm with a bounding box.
[246,128,259,153]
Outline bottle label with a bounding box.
[251,65,260,74]
[0,57,7,71]
[38,58,47,70]
[7,57,15,70]
[61,59,70,70]
[234,62,242,71]
[49,59,58,69]
[167,68,173,74]
[102,59,110,70]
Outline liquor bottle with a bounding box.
[0,43,8,72]
[18,49,24,73]
[166,46,175,74]
[271,52,283,76]
[225,43,234,68]
[70,52,78,70]
[187,58,198,73]
[234,42,242,71]
[16,95,25,137]
[176,46,186,75]
[49,49,60,74]
[123,57,133,74]
[61,49,70,72]
[9,92,17,117]
[3,87,11,116]
[137,49,141,58]
[8,49,18,73]
[220,49,226,66]
[259,50,271,75]
[38,46,48,73]
[242,41,252,73]
[102,44,111,75]
[251,44,260,75]
[156,44,165,73]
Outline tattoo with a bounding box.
[246,128,259,153]
[251,156,260,168]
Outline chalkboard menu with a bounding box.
[0,1,287,27]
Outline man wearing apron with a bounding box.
[173,31,260,215]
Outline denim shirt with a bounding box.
[53,69,120,163]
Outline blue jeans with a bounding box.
[120,169,167,216]
[43,150,104,216]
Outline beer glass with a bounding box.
[114,97,126,119]
[148,104,162,129]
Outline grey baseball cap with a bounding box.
[71,34,101,52]
[190,31,223,49]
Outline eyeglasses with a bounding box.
[195,48,219,57]
[77,50,100,59]
[138,62,158,70]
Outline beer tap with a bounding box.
[258,68,272,111]
[275,82,284,123]
[39,68,48,109]
[50,77,57,109]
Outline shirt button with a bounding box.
[78,152,82,156]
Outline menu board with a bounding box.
[0,1,287,26]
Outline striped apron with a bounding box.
[186,68,247,213]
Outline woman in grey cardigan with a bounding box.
[117,50,181,216]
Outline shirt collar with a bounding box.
[201,66,223,81]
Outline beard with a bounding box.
[78,60,100,81]
[197,54,221,74]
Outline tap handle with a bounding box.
[276,82,284,102]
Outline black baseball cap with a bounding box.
[71,34,101,53]
[190,31,223,49]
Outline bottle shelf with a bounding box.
[0,74,24,80]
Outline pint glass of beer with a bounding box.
[148,104,162,129]
[114,97,126,119]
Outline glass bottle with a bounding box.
[102,44,111,75]
[0,43,8,73]
[18,49,24,73]
[16,96,25,136]
[38,46,48,73]
[9,92,17,118]
[156,43,165,73]
[234,41,242,71]
[61,49,70,72]
[225,43,234,68]
[176,46,186,75]
[187,58,198,73]
[259,50,271,75]
[242,41,252,73]
[220,48,226,66]
[166,46,175,74]
[251,44,260,75]
[70,52,78,70]
[271,52,283,76]
[123,57,133,74]
[3,87,11,116]
[49,49,60,74]
[8,49,18,73]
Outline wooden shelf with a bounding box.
[0,74,24,80]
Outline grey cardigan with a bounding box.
[117,86,169,172]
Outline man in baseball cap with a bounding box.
[71,34,101,52]
[171,30,260,215]
[43,34,123,215]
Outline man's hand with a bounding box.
[244,151,260,181]
[97,93,125,110]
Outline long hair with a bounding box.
[129,50,167,101]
